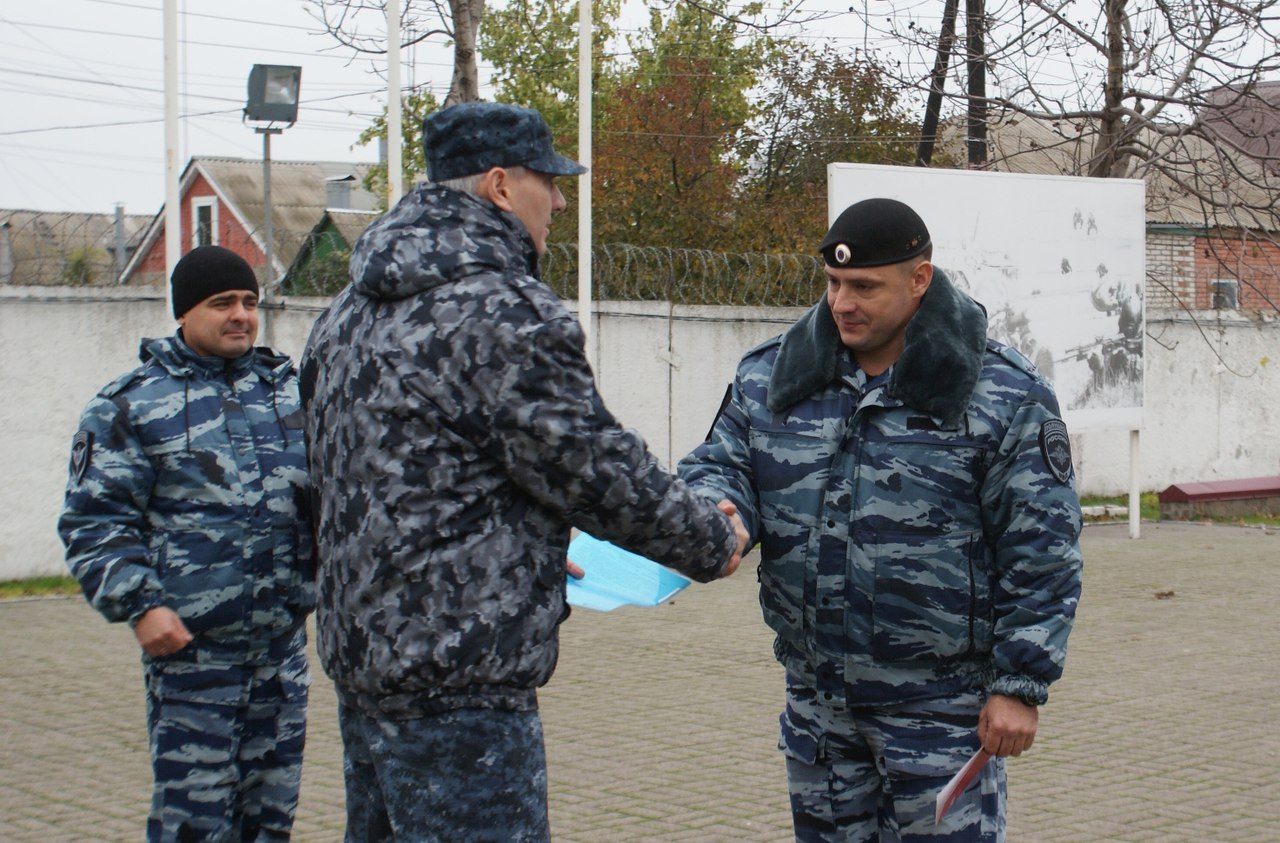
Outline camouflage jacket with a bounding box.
[300,184,736,718]
[679,269,1083,707]
[57,335,316,664]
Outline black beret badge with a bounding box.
[819,197,931,268]
[70,430,94,485]
[1038,419,1073,484]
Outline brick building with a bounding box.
[120,157,378,288]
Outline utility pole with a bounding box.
[915,0,987,167]
[916,0,960,166]
[966,0,988,166]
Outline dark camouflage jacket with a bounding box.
[57,335,316,664]
[300,184,736,717]
[679,269,1083,707]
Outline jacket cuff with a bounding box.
[125,593,166,627]
[987,674,1049,706]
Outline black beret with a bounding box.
[170,245,259,318]
[423,102,587,183]
[819,197,931,268]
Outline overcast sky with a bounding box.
[2,0,465,216]
[2,0,873,218]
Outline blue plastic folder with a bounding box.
[565,532,692,611]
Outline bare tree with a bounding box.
[659,0,828,32]
[866,0,1280,314]
[304,0,484,105]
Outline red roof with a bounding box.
[1159,476,1280,503]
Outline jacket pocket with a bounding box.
[153,530,249,635]
[868,528,990,663]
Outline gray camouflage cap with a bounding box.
[423,102,587,182]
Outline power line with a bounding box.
[4,16,391,64]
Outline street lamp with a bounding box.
[244,64,301,346]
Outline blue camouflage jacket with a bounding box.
[679,269,1083,707]
[301,184,737,718]
[57,335,316,664]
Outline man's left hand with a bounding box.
[977,694,1038,757]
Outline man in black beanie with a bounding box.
[168,245,261,356]
[680,197,1083,841]
[58,244,316,841]
[170,243,259,315]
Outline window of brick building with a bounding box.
[1210,279,1238,309]
[192,198,216,247]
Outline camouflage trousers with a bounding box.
[337,702,550,843]
[780,677,1006,842]
[143,649,310,843]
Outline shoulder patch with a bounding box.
[70,430,94,484]
[1038,419,1073,484]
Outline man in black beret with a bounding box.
[301,101,747,841]
[680,197,1083,841]
[58,244,316,840]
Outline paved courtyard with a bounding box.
[2,521,1278,841]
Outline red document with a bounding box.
[934,748,991,825]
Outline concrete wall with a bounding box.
[1072,310,1279,494]
[3,287,1277,580]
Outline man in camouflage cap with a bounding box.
[58,245,316,841]
[679,197,1083,841]
[300,100,747,841]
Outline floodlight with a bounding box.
[245,64,302,125]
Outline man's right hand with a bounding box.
[716,499,749,578]
[133,606,193,658]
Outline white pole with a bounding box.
[163,0,181,319]
[387,0,404,206]
[1129,429,1141,539]
[577,0,594,364]
[259,130,274,347]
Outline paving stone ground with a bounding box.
[1,521,1277,841]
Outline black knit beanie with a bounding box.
[171,245,259,318]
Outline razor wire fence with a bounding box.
[0,209,150,287]
[540,244,825,307]
[280,241,827,307]
[3,210,826,308]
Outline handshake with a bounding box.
[563,498,747,583]
[715,498,750,578]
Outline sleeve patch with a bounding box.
[70,430,94,484]
[1038,419,1073,484]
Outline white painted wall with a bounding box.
[3,287,1277,580]
[2,289,172,580]
[1072,311,1279,491]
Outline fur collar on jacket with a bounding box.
[767,268,987,427]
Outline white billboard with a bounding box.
[829,163,1145,432]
